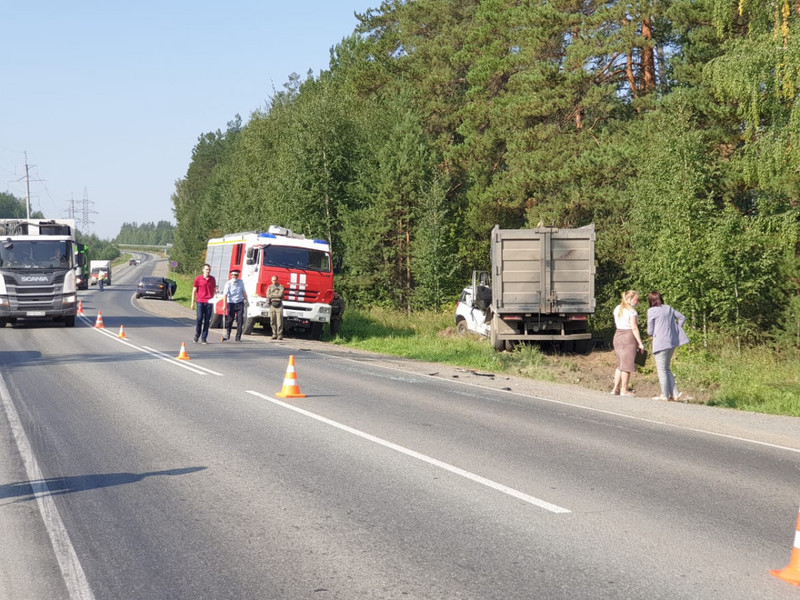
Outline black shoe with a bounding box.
[271,336,277,340]
[193,336,199,343]
[235,338,242,342]
[201,339,208,345]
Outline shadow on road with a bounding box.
[0,466,207,503]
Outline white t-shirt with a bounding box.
[614,305,637,330]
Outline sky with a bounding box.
[0,1,374,239]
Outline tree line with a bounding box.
[116,221,174,245]
[171,0,800,348]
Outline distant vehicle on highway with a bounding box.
[128,258,138,266]
[136,276,176,300]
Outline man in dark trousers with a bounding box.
[221,270,248,342]
[191,264,216,344]
[330,292,344,336]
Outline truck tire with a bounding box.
[64,315,76,328]
[243,317,256,335]
[456,319,468,336]
[575,339,592,355]
[209,314,222,329]
[310,322,324,340]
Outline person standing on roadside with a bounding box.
[611,290,645,396]
[191,264,216,344]
[221,270,248,342]
[329,292,345,336]
[98,270,106,291]
[266,275,285,340]
[647,291,690,401]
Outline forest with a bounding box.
[170,0,800,350]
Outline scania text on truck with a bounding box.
[205,226,334,339]
[455,224,595,352]
[0,218,85,327]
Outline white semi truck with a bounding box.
[0,218,84,327]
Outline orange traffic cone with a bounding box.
[94,311,105,329]
[117,325,127,339]
[77,300,84,315]
[176,342,190,361]
[771,506,800,586]
[275,355,306,398]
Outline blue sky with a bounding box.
[0,1,374,239]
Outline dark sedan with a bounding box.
[136,277,177,300]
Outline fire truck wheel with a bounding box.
[310,323,324,340]
[243,317,256,335]
[209,314,222,329]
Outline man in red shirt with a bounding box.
[190,263,217,344]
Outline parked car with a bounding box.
[136,276,177,300]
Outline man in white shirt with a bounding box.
[221,270,248,342]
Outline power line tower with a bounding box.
[80,187,97,233]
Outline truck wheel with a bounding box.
[456,319,468,336]
[209,314,222,329]
[310,323,324,340]
[575,339,592,355]
[243,317,256,335]
[64,315,76,328]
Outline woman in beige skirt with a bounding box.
[611,290,645,396]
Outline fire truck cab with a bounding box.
[205,226,334,339]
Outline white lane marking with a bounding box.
[0,372,96,600]
[141,347,223,376]
[78,315,222,376]
[246,390,571,514]
[330,355,800,456]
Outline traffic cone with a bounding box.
[275,355,306,398]
[771,506,800,586]
[176,342,190,360]
[77,301,84,315]
[117,325,127,339]
[94,311,105,329]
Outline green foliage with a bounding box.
[168,0,800,361]
[116,221,174,245]
[76,232,120,261]
[0,192,26,218]
[0,192,44,218]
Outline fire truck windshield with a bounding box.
[263,246,330,272]
[0,240,72,269]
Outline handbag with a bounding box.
[634,348,647,367]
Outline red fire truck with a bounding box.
[205,226,334,339]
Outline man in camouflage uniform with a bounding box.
[266,275,285,340]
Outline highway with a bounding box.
[0,256,798,599]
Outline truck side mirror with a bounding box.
[245,247,256,265]
[333,255,343,274]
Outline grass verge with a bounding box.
[328,307,800,418]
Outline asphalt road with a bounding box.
[0,256,798,599]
